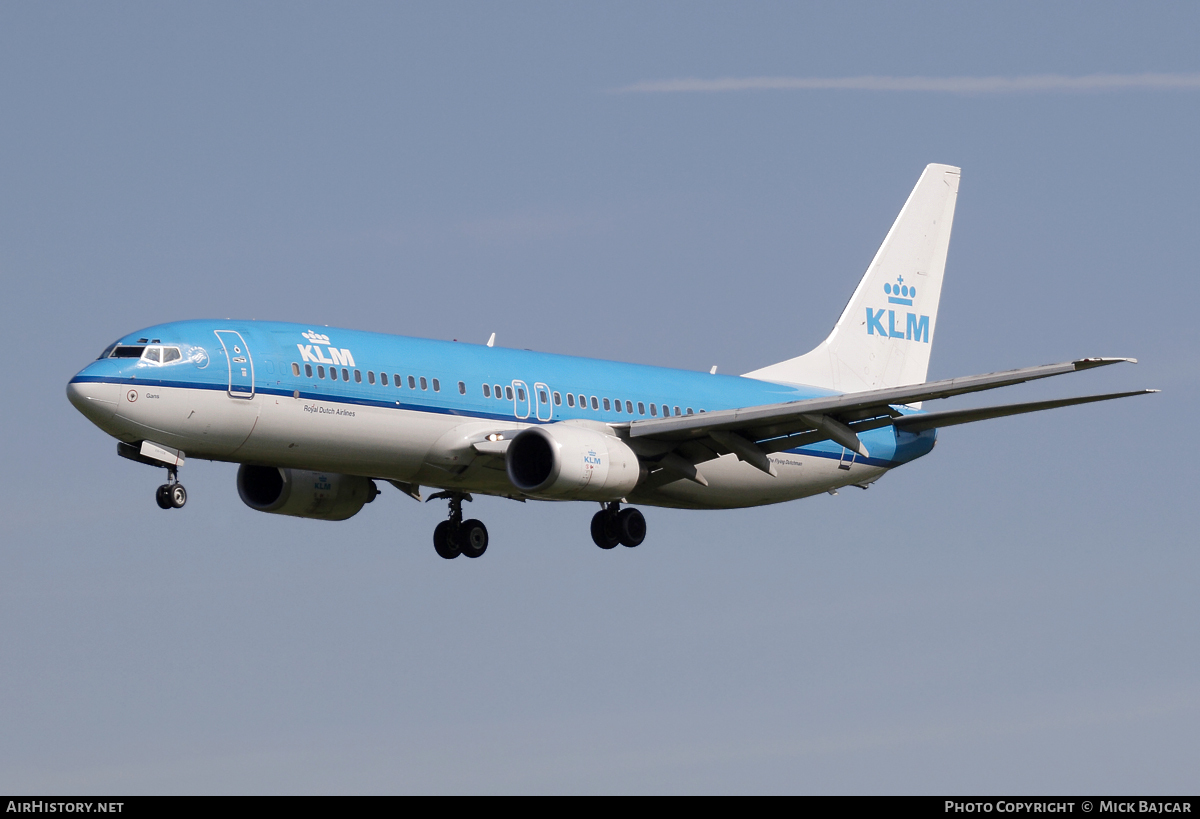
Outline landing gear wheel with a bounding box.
[155,484,172,510]
[434,520,461,559]
[459,519,489,558]
[429,491,484,560]
[616,507,645,547]
[169,484,187,509]
[590,510,620,549]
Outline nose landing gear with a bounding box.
[116,442,188,510]
[155,467,187,510]
[429,491,489,559]
[591,503,646,549]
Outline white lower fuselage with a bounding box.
[70,379,891,511]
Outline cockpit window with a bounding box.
[109,346,146,358]
[135,345,182,364]
[102,344,183,362]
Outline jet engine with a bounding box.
[506,423,640,501]
[237,464,378,521]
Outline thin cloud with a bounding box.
[613,73,1200,94]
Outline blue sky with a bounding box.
[1,2,1197,793]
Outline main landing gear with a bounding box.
[154,467,187,510]
[591,502,646,550]
[428,491,488,560]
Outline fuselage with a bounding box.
[67,319,936,509]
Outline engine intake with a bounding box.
[506,424,640,501]
[237,464,378,521]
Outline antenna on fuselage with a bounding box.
[487,332,496,348]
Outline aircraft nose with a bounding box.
[67,378,120,424]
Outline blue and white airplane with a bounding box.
[67,164,1153,558]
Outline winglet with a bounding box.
[1073,357,1136,370]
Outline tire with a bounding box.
[155,485,172,510]
[459,519,488,558]
[590,511,620,549]
[169,484,187,509]
[434,521,461,559]
[616,507,645,548]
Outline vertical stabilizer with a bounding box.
[743,164,960,395]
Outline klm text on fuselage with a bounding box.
[297,344,357,367]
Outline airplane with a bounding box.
[66,164,1155,559]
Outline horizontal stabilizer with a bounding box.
[894,390,1158,433]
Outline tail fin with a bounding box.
[743,163,960,393]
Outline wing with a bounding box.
[621,357,1154,486]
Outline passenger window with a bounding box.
[505,386,513,400]
[650,404,657,417]
[579,395,586,408]
[674,406,681,416]
[368,371,375,385]
[538,389,547,404]
[494,384,503,399]
[483,384,491,398]
[432,379,440,392]
[591,396,598,410]
[517,387,525,401]
[143,347,161,363]
[381,373,389,386]
[662,405,669,417]
[603,398,611,411]
[292,362,301,376]
[305,364,313,378]
[163,347,181,363]
[408,376,416,389]
[686,408,694,415]
[395,374,402,387]
[614,399,621,413]
[342,368,349,381]
[318,366,326,379]
[567,393,575,407]
[330,367,338,381]
[626,401,633,414]
[553,392,561,406]
[420,377,428,391]
[355,370,363,383]
[457,381,465,395]
[637,402,645,415]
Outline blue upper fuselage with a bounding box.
[69,319,936,468]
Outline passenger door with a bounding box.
[214,330,255,398]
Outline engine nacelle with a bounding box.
[237,464,378,521]
[506,423,640,501]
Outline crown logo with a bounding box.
[302,330,331,345]
[883,275,915,306]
